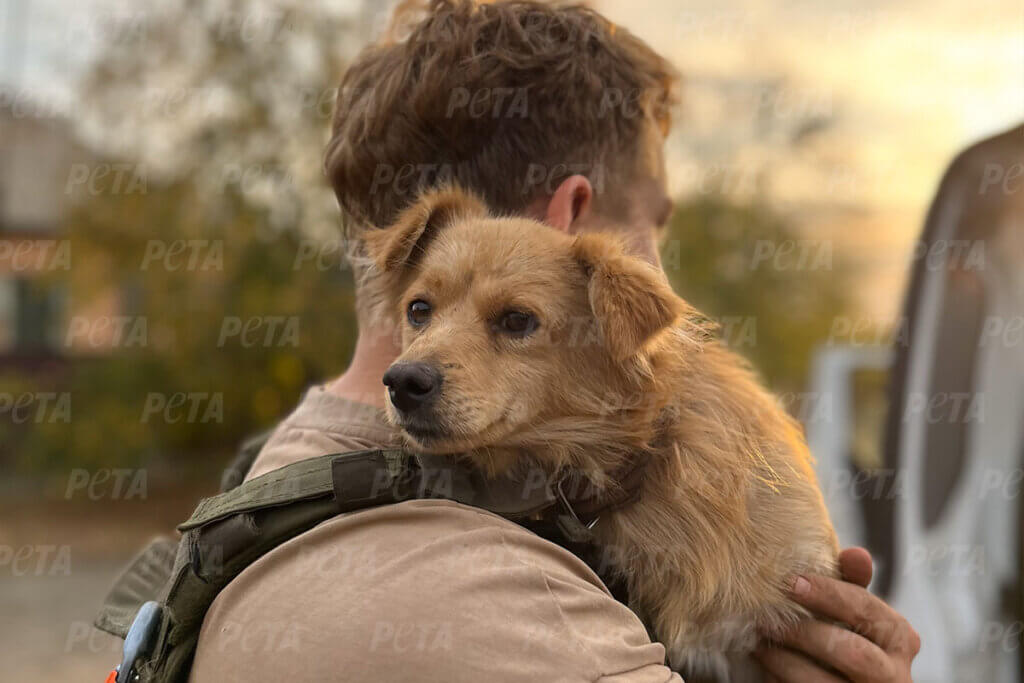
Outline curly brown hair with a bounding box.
[325,0,679,232]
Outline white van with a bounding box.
[809,124,1024,683]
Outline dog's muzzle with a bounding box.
[383,362,443,415]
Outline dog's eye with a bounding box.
[407,300,432,327]
[495,310,538,338]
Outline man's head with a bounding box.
[325,0,679,321]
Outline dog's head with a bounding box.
[365,187,695,456]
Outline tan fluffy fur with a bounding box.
[365,188,839,679]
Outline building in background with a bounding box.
[0,112,74,365]
[0,109,126,366]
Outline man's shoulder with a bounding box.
[191,499,677,682]
[209,498,608,598]
[243,386,398,480]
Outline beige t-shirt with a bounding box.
[190,387,680,682]
[244,387,403,480]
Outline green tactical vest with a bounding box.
[95,435,634,683]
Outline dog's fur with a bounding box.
[364,187,839,679]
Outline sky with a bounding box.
[596,0,1024,204]
[1,0,113,112]
[602,0,1024,319]
[3,0,1023,320]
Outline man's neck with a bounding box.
[326,322,400,408]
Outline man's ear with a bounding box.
[572,234,688,360]
[364,186,489,273]
[545,175,593,235]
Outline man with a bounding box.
[191,2,919,681]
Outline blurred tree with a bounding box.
[661,195,853,396]
[5,0,367,478]
[77,0,369,239]
[6,179,358,475]
[4,0,856,479]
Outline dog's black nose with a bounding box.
[383,362,442,414]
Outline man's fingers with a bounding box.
[754,646,845,683]
[780,549,919,680]
[776,620,895,682]
[837,547,873,588]
[789,573,918,654]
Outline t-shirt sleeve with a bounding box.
[190,499,680,683]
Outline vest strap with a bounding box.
[96,446,647,683]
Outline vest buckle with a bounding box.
[115,600,162,682]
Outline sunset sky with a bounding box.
[596,0,1023,320]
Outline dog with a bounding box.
[363,187,839,680]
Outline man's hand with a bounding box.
[754,547,920,682]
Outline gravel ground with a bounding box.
[1,489,212,680]
[1,559,126,680]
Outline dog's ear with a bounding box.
[364,186,488,273]
[572,234,688,360]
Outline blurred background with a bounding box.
[0,0,1021,679]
